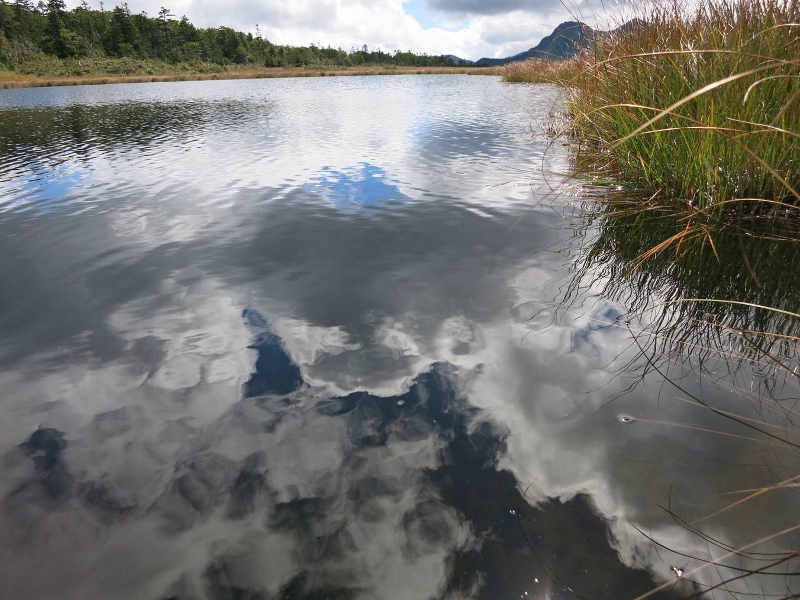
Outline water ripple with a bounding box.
[0,76,723,600]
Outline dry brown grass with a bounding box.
[0,65,497,89]
[498,57,585,84]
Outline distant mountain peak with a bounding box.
[475,20,602,66]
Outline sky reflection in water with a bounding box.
[0,76,797,600]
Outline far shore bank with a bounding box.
[0,65,498,89]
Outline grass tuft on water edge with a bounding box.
[503,0,799,215]
[499,57,585,84]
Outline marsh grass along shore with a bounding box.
[502,0,799,215]
[0,64,495,89]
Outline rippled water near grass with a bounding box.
[0,75,798,600]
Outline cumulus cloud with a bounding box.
[65,0,589,60]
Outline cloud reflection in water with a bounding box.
[0,75,793,599]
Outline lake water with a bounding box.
[0,75,798,600]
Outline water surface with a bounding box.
[0,75,798,600]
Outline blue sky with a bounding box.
[403,0,439,29]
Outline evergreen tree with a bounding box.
[0,0,456,71]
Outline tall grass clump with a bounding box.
[499,57,585,84]
[569,0,799,213]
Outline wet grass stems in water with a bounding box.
[565,199,800,419]
[555,198,800,598]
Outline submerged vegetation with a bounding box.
[503,0,799,214]
[0,0,458,83]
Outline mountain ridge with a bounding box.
[460,20,642,67]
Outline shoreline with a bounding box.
[0,66,498,89]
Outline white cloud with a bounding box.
[65,0,593,60]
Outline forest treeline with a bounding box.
[0,0,456,71]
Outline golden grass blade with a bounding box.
[608,61,795,150]
[598,49,800,67]
[633,417,779,445]
[692,475,800,524]
[743,74,800,103]
[661,299,800,320]
[673,396,798,432]
[630,523,800,600]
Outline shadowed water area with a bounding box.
[0,75,798,600]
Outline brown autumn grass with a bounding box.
[499,57,584,84]
[0,65,498,89]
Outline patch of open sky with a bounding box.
[303,163,410,213]
[403,0,468,32]
[0,159,92,215]
[403,0,439,29]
